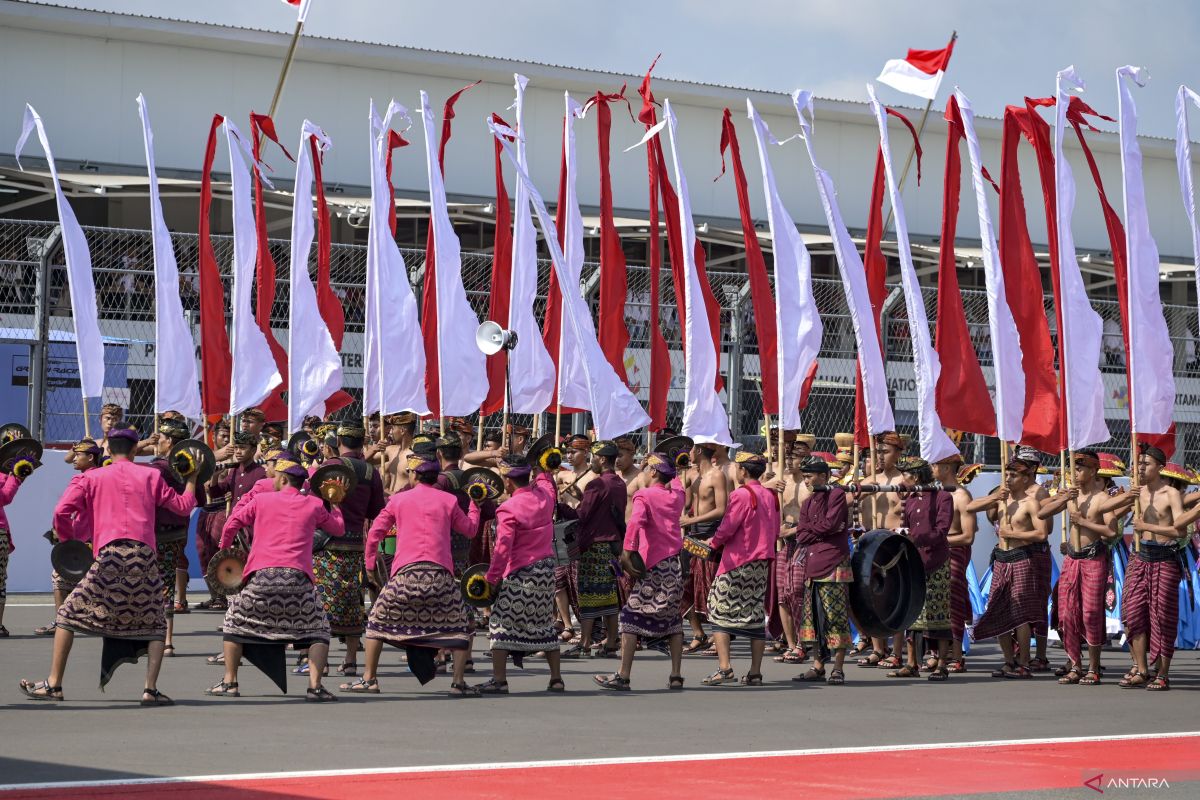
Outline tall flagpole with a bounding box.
[259,17,305,148]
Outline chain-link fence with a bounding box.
[4,216,1200,466]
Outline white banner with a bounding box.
[955,89,1025,443]
[286,121,343,433]
[419,90,487,417]
[1053,67,1110,449]
[15,105,105,400]
[364,99,429,416]
[136,94,201,421]
[746,99,821,432]
[224,119,282,416]
[792,90,895,436]
[1177,85,1200,346]
[556,93,593,411]
[506,74,556,413]
[488,115,648,439]
[867,86,958,462]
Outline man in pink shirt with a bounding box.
[0,434,41,638]
[595,453,686,691]
[204,454,344,702]
[475,455,564,695]
[21,426,196,705]
[343,455,481,697]
[701,451,779,687]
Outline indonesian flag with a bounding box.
[281,0,312,23]
[876,36,956,100]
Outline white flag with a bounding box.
[224,119,282,416]
[507,74,556,413]
[1177,86,1200,355]
[364,100,429,417]
[419,91,487,417]
[286,121,343,434]
[792,91,895,436]
[555,93,593,411]
[487,116,649,439]
[15,106,105,400]
[281,0,312,24]
[745,99,822,432]
[663,100,733,446]
[1052,67,1110,450]
[137,95,202,421]
[955,89,1026,443]
[867,86,958,462]
[1116,68,1175,435]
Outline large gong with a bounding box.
[849,529,927,638]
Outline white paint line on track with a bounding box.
[6,603,55,607]
[3,730,1198,792]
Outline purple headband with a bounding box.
[414,459,440,475]
[646,453,677,477]
[279,462,308,479]
[106,427,140,442]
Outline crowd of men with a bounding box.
[0,402,1193,704]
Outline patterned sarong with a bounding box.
[489,557,559,653]
[707,559,771,640]
[619,555,684,638]
[1057,545,1110,665]
[451,532,472,578]
[1122,551,1182,662]
[198,509,226,597]
[56,540,165,639]
[798,557,853,653]
[575,541,619,620]
[366,562,472,650]
[1030,541,1052,637]
[156,540,184,617]
[948,546,972,641]
[0,529,9,602]
[222,567,330,645]
[773,540,805,619]
[51,568,81,594]
[972,547,1045,641]
[313,547,365,636]
[909,560,952,640]
[469,519,496,566]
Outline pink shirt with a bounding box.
[52,459,196,551]
[0,472,21,548]
[232,478,275,514]
[365,482,480,578]
[486,476,556,584]
[54,471,96,546]
[624,482,685,571]
[709,481,779,576]
[220,485,344,583]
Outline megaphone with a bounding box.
[476,321,518,355]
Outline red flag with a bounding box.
[248,112,294,421]
[637,56,671,431]
[717,108,778,414]
[934,96,996,436]
[998,102,1062,453]
[383,128,408,237]
[309,134,353,417]
[198,114,231,420]
[590,87,633,384]
[421,81,480,418]
[482,113,515,416]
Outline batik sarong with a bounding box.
[619,555,684,638]
[909,560,952,640]
[156,540,184,617]
[313,547,365,636]
[707,559,771,640]
[798,558,853,653]
[488,557,559,652]
[575,541,619,620]
[222,567,330,645]
[366,561,472,650]
[0,528,9,602]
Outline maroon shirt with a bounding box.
[902,489,953,573]
[144,458,207,528]
[325,451,385,535]
[211,461,267,508]
[576,471,627,551]
[795,486,849,581]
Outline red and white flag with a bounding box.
[281,0,312,23]
[876,36,956,100]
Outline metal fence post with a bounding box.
[28,226,61,441]
[726,285,746,438]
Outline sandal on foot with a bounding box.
[558,627,576,643]
[877,655,902,670]
[683,635,710,655]
[701,668,735,686]
[306,685,338,702]
[927,667,950,682]
[1058,668,1082,685]
[1028,656,1051,672]
[740,672,763,686]
[1119,671,1148,689]
[886,665,920,679]
[1002,665,1032,680]
[205,681,240,697]
[477,678,509,695]
[991,662,1017,678]
[849,640,872,656]
[33,624,56,636]
[856,650,885,668]
[1145,675,1170,692]
[163,644,175,657]
[207,653,226,666]
[668,674,685,690]
[547,678,566,693]
[19,679,63,702]
[593,673,630,691]
[827,669,845,686]
[792,667,826,682]
[947,658,966,673]
[339,677,380,694]
[1078,670,1102,686]
[336,663,358,677]
[449,681,480,697]
[173,601,190,614]
[141,689,174,707]
[774,648,805,664]
[560,644,590,660]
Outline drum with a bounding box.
[552,519,579,566]
[848,529,927,638]
[50,540,93,583]
[206,547,247,595]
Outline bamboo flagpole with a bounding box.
[259,12,307,149]
[999,440,1010,550]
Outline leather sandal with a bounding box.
[701,667,735,686]
[593,673,631,691]
[449,681,481,697]
[740,672,763,686]
[1078,670,1102,686]
[140,688,175,707]
[792,667,826,682]
[1119,671,1149,689]
[19,679,63,701]
[306,685,338,702]
[339,677,380,693]
[477,678,509,694]
[668,674,685,690]
[205,681,240,697]
[856,650,885,668]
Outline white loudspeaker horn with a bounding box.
[476,321,518,355]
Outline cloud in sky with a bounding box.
[32,0,1200,137]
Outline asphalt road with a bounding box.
[0,598,1197,791]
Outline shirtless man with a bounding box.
[371,413,416,496]
[66,403,123,462]
[680,444,730,653]
[613,437,643,520]
[1037,451,1117,685]
[775,439,814,662]
[931,455,978,672]
[856,431,905,668]
[1099,447,1187,691]
[557,435,594,509]
[966,446,1051,678]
